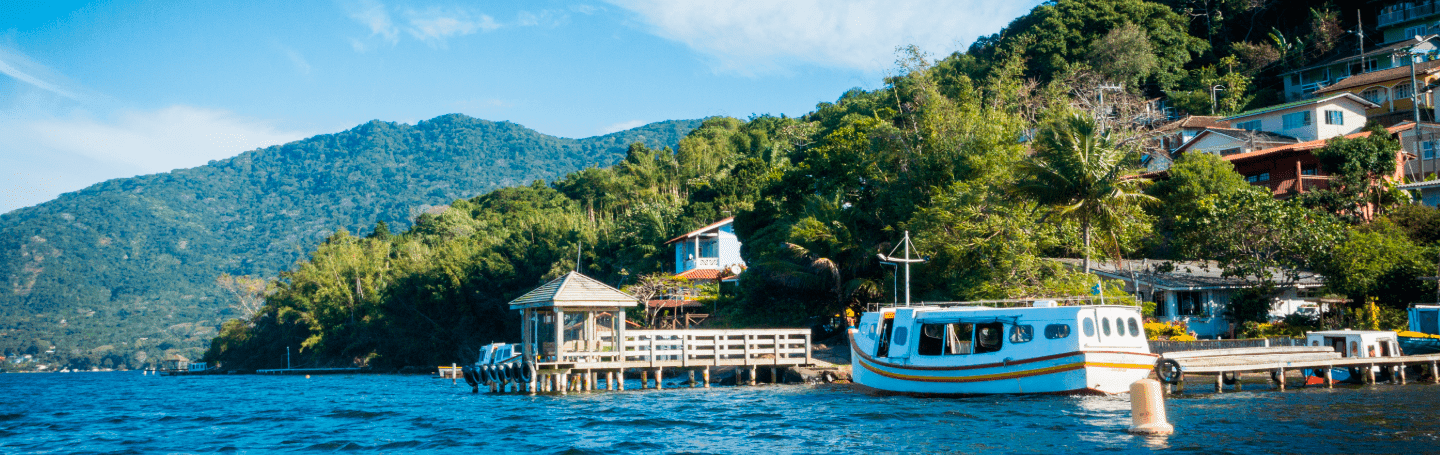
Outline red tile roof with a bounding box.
[1314,59,1440,95]
[674,269,723,280]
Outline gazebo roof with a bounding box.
[508,271,640,310]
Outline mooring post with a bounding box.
[606,371,614,391]
[771,367,779,384]
[559,372,568,395]
[1215,373,1223,393]
[749,366,757,386]
[688,370,696,387]
[1432,361,1439,384]
[618,369,626,391]
[1325,367,1334,388]
[641,370,649,389]
[1367,365,1377,384]
[1399,364,1407,385]
[655,368,663,390]
[703,367,711,388]
[1277,368,1286,391]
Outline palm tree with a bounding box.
[1014,113,1156,274]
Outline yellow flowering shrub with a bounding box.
[1143,320,1189,340]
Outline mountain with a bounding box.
[0,114,700,369]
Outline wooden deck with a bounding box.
[479,328,814,394]
[1158,346,1440,392]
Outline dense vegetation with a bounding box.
[9,0,1438,372]
[0,115,699,371]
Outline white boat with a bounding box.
[848,300,1158,395]
[461,342,528,391]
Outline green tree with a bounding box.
[1015,113,1156,273]
[1318,220,1433,311]
[1310,125,1404,222]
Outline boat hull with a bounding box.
[1399,335,1440,355]
[850,344,1157,395]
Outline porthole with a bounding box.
[1102,318,1112,336]
[1127,318,1140,337]
[1010,325,1034,343]
[1082,318,1095,337]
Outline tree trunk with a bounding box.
[1082,220,1092,274]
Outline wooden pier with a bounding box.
[474,271,817,395]
[1156,346,1440,392]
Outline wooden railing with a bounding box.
[621,329,811,368]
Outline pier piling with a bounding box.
[703,367,711,388]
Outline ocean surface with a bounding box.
[2,371,1438,454]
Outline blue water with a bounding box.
[2,372,1438,453]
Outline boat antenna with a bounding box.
[877,231,925,306]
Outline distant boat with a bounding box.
[1400,304,1440,355]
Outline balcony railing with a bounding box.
[1379,2,1440,28]
[682,257,720,270]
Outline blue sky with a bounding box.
[0,0,1041,214]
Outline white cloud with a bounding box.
[607,0,1040,74]
[23,106,310,174]
[345,0,400,44]
[404,7,500,43]
[0,44,88,101]
[281,47,312,75]
[343,1,504,48]
[598,119,647,135]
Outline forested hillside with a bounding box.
[202,0,1440,371]
[0,115,699,370]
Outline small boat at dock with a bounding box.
[1400,305,1440,355]
[849,299,1157,395]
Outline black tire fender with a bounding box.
[1155,359,1183,384]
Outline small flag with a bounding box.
[1090,283,1102,295]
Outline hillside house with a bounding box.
[1053,259,1324,339]
[664,217,745,282]
[1172,94,1378,160]
[1312,56,1440,126]
[1221,125,1415,205]
[1280,0,1440,101]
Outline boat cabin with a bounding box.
[1410,305,1440,335]
[477,343,520,366]
[856,303,1151,365]
[1306,330,1403,358]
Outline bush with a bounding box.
[1144,320,1189,340]
[1238,321,1311,338]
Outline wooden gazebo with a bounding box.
[508,271,638,390]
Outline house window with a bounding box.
[1407,25,1428,40]
[1361,87,1388,104]
[1246,172,1271,183]
[1396,82,1414,100]
[1219,147,1243,156]
[1325,110,1344,125]
[1177,291,1205,316]
[1425,141,1437,160]
[1302,166,1318,176]
[1282,111,1312,129]
[1235,120,1262,131]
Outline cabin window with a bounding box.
[1082,318,1096,337]
[1101,318,1113,336]
[947,323,975,355]
[892,326,909,346]
[976,322,1005,354]
[1380,339,1394,357]
[917,324,946,355]
[1128,318,1141,337]
[1350,341,1358,357]
[1010,325,1034,343]
[1045,324,1071,339]
[862,323,876,339]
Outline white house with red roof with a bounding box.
[664,217,745,282]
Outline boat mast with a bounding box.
[879,231,925,307]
